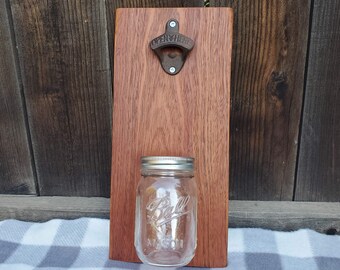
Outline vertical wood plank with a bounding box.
[0,0,35,194]
[296,0,340,202]
[212,0,311,200]
[10,0,112,196]
[110,8,232,267]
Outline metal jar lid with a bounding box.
[141,156,194,171]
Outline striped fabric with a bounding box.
[0,218,339,269]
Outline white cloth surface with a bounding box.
[0,218,339,269]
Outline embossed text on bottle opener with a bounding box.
[146,195,190,227]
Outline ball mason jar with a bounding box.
[135,156,197,267]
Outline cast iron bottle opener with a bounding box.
[150,19,195,75]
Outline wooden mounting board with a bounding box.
[110,8,233,267]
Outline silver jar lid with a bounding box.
[141,156,194,171]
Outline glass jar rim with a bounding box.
[141,156,194,172]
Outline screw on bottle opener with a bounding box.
[150,19,194,75]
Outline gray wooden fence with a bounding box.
[1,0,339,202]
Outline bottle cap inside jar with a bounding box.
[141,156,194,171]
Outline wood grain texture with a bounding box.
[110,8,232,267]
[229,200,340,235]
[211,0,311,200]
[1,196,339,235]
[0,0,35,194]
[105,0,204,73]
[295,0,340,202]
[0,195,109,221]
[10,0,112,196]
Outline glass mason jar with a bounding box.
[135,156,197,267]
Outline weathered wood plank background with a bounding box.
[0,0,36,194]
[10,0,112,196]
[0,0,339,202]
[214,0,310,200]
[295,0,340,202]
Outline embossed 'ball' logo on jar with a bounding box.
[146,195,190,228]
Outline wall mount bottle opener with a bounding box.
[150,19,195,75]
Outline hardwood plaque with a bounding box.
[110,8,233,267]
